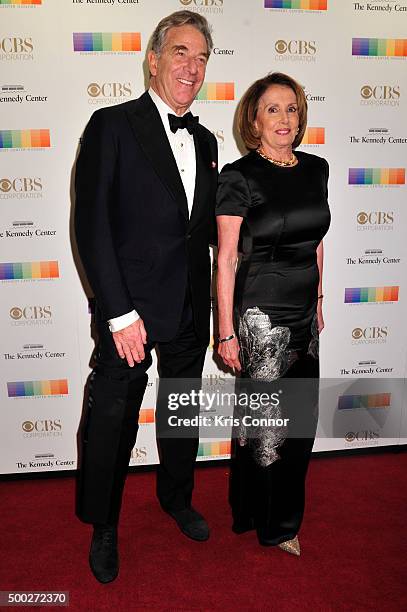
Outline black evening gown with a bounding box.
[216,150,331,546]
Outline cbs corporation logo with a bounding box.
[275,40,317,62]
[360,85,400,106]
[0,177,42,199]
[345,431,379,443]
[0,37,34,61]
[87,82,132,105]
[179,0,224,13]
[9,305,53,326]
[357,211,394,230]
[22,419,62,437]
[352,326,388,343]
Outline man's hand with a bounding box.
[112,318,147,367]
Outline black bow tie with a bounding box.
[168,112,199,135]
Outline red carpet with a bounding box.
[1,452,406,611]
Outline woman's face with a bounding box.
[254,85,299,154]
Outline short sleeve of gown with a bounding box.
[216,164,251,218]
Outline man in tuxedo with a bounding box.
[74,11,217,583]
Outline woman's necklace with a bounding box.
[256,147,297,167]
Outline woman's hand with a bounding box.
[317,300,324,333]
[218,336,241,372]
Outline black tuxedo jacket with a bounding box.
[75,92,218,342]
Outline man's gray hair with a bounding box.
[150,10,213,56]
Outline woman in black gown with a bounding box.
[216,72,330,555]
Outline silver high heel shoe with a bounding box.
[278,536,300,556]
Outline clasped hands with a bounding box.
[112,318,147,367]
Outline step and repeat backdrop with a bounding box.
[1,0,406,475]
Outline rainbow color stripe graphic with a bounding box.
[265,0,327,9]
[344,286,399,303]
[352,38,407,57]
[197,441,231,458]
[0,261,59,280]
[0,130,50,149]
[349,168,405,185]
[338,393,391,410]
[196,83,235,101]
[7,379,68,398]
[301,127,325,145]
[0,0,42,4]
[73,32,141,52]
[138,409,155,424]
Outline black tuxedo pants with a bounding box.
[76,293,207,525]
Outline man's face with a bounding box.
[148,24,209,115]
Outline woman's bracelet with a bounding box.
[318,294,323,299]
[218,333,236,343]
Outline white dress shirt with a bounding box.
[108,88,197,332]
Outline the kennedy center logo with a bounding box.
[0,220,56,240]
[72,0,139,4]
[275,39,317,62]
[349,127,406,145]
[352,38,407,59]
[346,249,400,267]
[0,84,47,104]
[73,32,141,54]
[353,1,407,13]
[265,0,327,10]
[4,344,66,362]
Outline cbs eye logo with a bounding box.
[0,179,12,193]
[275,40,288,53]
[361,86,373,99]
[357,212,368,225]
[10,307,23,320]
[22,421,34,433]
[352,328,363,340]
[87,83,101,97]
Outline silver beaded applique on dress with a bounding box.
[307,312,319,360]
[237,307,294,467]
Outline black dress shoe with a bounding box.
[89,524,119,583]
[167,508,209,542]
